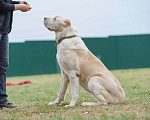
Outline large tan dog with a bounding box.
[44,16,125,107]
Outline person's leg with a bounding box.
[0,33,9,103]
[0,34,18,109]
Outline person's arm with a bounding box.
[14,4,31,12]
[0,0,15,13]
[0,0,31,13]
[14,1,31,12]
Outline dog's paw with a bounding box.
[81,102,98,106]
[81,102,87,106]
[64,104,75,107]
[48,102,58,106]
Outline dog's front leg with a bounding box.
[48,70,70,106]
[65,72,79,107]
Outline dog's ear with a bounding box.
[63,20,71,27]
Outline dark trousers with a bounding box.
[0,33,9,103]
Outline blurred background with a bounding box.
[7,0,150,77]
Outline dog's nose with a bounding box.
[44,17,47,20]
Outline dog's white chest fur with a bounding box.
[56,37,87,73]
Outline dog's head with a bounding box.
[44,16,71,32]
[44,16,78,42]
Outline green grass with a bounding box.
[0,68,150,120]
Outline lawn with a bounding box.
[0,68,150,120]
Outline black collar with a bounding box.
[55,35,77,46]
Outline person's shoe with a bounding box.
[0,102,19,109]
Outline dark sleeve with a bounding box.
[12,1,20,4]
[0,0,15,13]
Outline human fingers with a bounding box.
[24,1,30,6]
[20,5,32,12]
[20,1,30,6]
[27,6,32,11]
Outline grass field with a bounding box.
[0,68,150,120]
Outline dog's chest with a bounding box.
[56,49,71,68]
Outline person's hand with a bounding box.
[20,4,32,12]
[19,1,30,6]
[15,4,32,12]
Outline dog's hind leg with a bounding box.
[81,76,109,106]
[48,70,70,105]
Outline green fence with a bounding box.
[7,34,150,77]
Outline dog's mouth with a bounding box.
[44,21,51,31]
[47,28,51,30]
